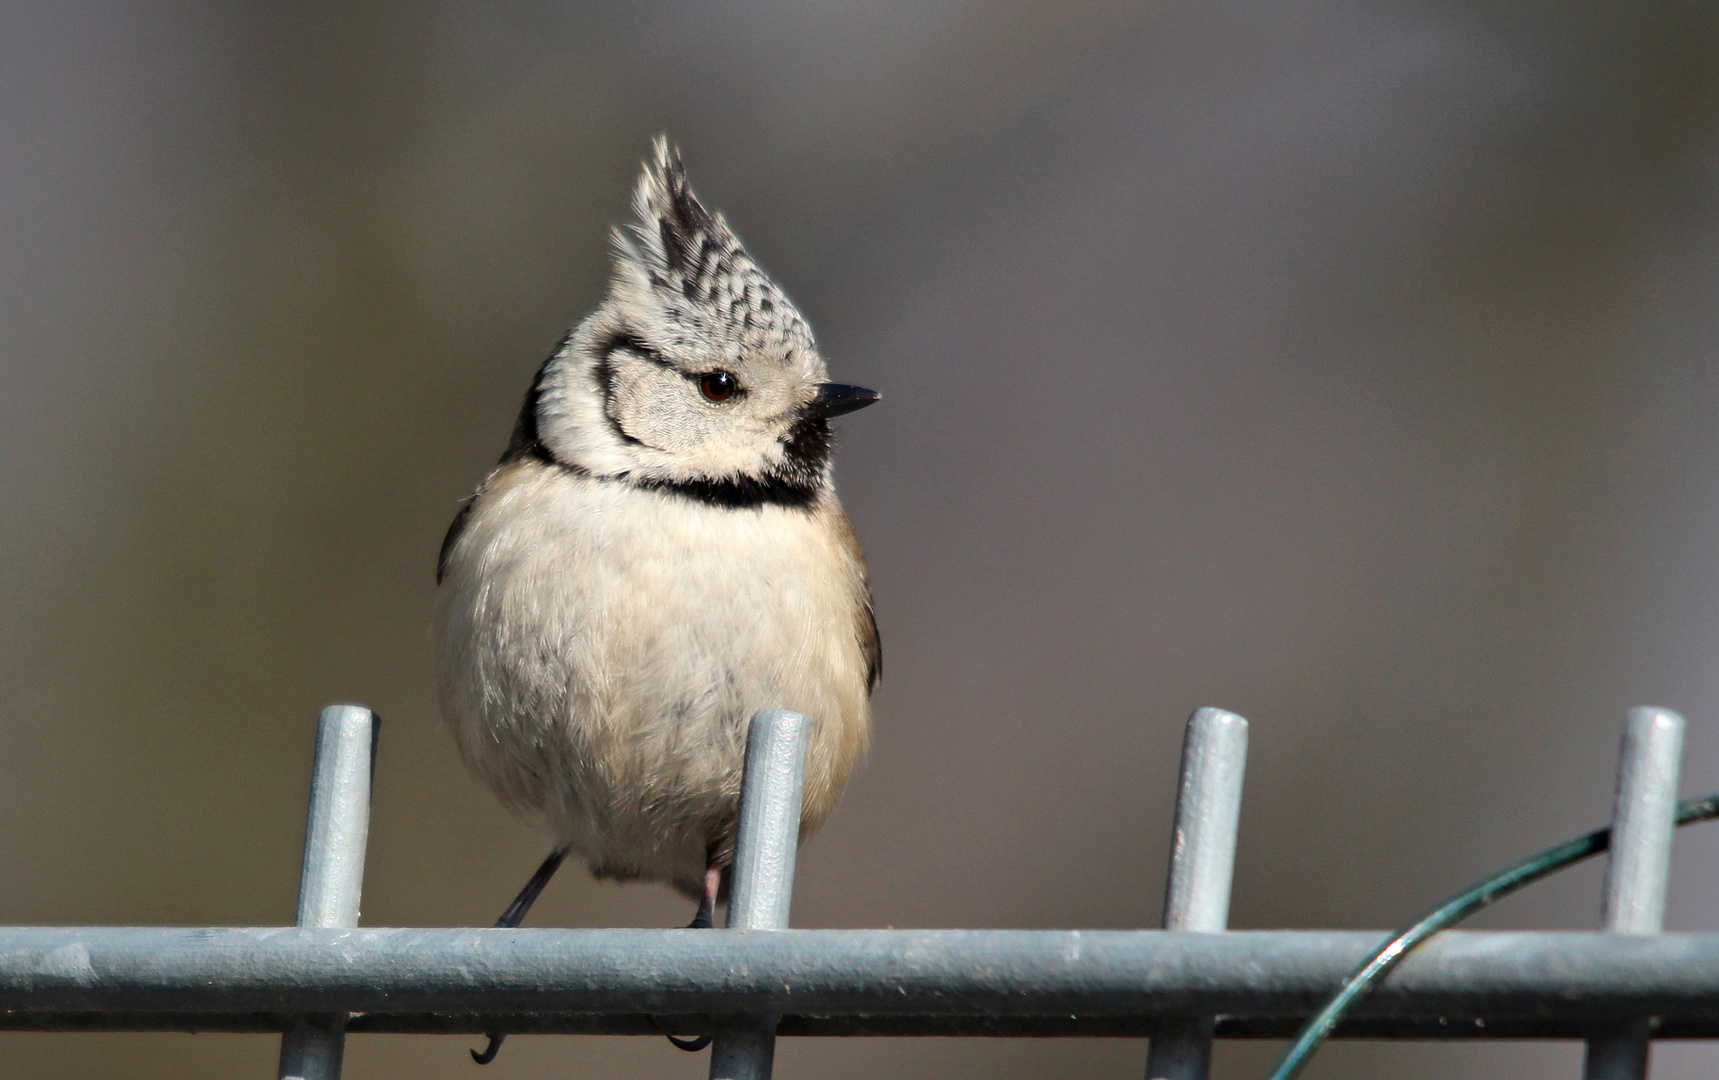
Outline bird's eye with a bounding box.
[698,371,738,402]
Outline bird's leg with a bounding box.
[686,859,723,930]
[492,847,569,930]
[470,848,569,1065]
[665,856,725,1052]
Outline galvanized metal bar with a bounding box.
[7,927,1719,1020]
[1600,708,1685,934]
[1159,708,1250,933]
[724,709,810,932]
[13,1008,1719,1040]
[709,709,810,1080]
[1583,707,1684,1080]
[1147,707,1249,1080]
[277,705,379,1080]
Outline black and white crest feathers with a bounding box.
[615,138,815,355]
[632,140,720,285]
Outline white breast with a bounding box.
[433,460,872,897]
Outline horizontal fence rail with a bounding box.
[5,702,1714,1080]
[4,927,1719,1038]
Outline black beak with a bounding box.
[807,382,881,419]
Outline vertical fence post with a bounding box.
[1146,707,1249,1080]
[708,709,810,1080]
[1581,706,1684,1080]
[278,705,379,1080]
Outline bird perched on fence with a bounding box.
[434,138,879,967]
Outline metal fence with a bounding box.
[0,703,1711,1080]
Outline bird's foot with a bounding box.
[468,848,568,1065]
[667,1033,714,1052]
[470,1034,505,1065]
[660,859,724,1052]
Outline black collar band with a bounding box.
[636,470,821,510]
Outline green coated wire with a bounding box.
[1262,790,1719,1080]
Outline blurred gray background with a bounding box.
[4,1,1719,1077]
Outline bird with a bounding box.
[433,140,879,1057]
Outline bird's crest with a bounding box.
[612,138,814,354]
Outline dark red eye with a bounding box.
[699,371,738,402]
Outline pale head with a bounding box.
[515,138,877,508]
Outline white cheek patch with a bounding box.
[607,360,712,453]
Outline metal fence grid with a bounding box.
[0,704,1709,1080]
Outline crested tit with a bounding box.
[434,140,880,938]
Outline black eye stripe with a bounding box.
[598,329,671,369]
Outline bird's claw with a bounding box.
[470,1033,505,1065]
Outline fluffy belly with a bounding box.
[434,463,871,898]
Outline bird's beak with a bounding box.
[807,382,881,419]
